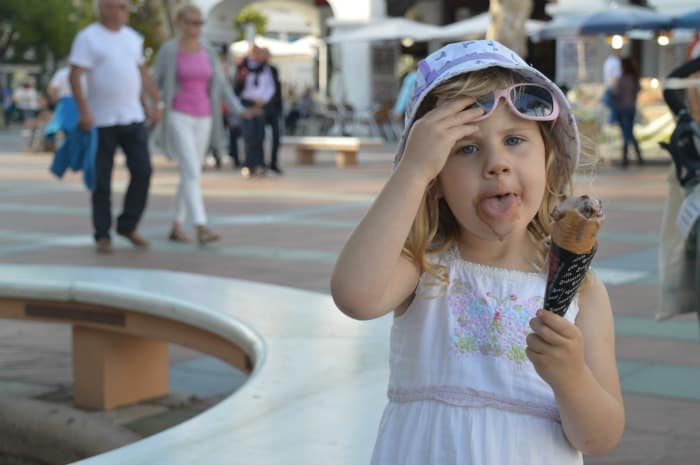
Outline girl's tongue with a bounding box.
[476,194,521,240]
[480,194,518,216]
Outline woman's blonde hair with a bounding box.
[175,4,202,22]
[403,68,575,284]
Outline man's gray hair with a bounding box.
[93,0,126,16]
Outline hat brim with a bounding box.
[394,61,580,173]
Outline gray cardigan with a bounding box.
[151,38,243,157]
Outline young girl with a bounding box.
[331,40,624,464]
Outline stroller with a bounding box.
[657,55,700,326]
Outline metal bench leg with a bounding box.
[72,325,169,410]
[336,150,358,167]
[296,148,315,165]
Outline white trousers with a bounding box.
[168,110,212,226]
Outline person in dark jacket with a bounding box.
[260,47,284,174]
[233,44,283,176]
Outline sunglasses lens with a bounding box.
[469,94,496,115]
[510,85,555,118]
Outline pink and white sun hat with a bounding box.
[394,40,580,171]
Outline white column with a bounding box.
[326,0,386,110]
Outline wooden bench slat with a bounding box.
[282,136,384,167]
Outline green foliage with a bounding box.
[0,0,167,66]
[128,0,168,64]
[0,0,82,64]
[234,6,269,41]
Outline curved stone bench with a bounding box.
[0,265,390,465]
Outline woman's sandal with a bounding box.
[197,226,221,245]
[168,225,191,243]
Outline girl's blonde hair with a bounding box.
[403,68,575,284]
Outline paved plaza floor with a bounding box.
[0,126,699,464]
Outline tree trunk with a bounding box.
[0,19,16,62]
[160,0,175,38]
[486,0,533,58]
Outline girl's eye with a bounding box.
[504,136,524,146]
[455,144,478,155]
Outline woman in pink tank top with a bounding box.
[152,5,256,245]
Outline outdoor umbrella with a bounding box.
[430,12,545,41]
[230,36,315,58]
[532,4,672,40]
[530,13,591,41]
[672,8,700,30]
[324,18,442,43]
[579,4,672,34]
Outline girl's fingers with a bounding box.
[525,332,551,354]
[536,309,579,339]
[529,316,567,346]
[442,106,485,127]
[446,121,480,141]
[423,96,475,122]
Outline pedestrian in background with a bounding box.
[391,61,418,122]
[612,56,643,167]
[45,65,87,144]
[687,32,700,123]
[69,0,162,254]
[152,5,256,244]
[260,47,284,175]
[234,44,276,177]
[13,79,40,124]
[602,49,622,125]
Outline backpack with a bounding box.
[659,110,700,187]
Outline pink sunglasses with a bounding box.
[469,83,560,125]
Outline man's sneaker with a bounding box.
[269,165,284,175]
[95,238,113,254]
[117,230,150,248]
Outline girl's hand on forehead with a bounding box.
[398,96,484,185]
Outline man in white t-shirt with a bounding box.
[69,0,162,254]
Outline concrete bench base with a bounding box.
[282,136,383,167]
[73,326,169,410]
[0,298,252,411]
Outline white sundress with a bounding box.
[370,247,584,465]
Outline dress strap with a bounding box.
[388,385,561,423]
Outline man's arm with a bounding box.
[69,65,92,132]
[139,64,162,126]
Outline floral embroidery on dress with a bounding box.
[448,279,542,365]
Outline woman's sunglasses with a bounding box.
[184,19,205,26]
[468,84,559,124]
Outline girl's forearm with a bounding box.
[331,166,427,315]
[554,367,625,456]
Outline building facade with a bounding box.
[194,0,698,112]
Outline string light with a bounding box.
[656,31,672,46]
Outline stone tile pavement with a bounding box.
[0,126,699,464]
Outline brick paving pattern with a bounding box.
[0,127,698,463]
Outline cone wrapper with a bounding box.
[544,196,604,316]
